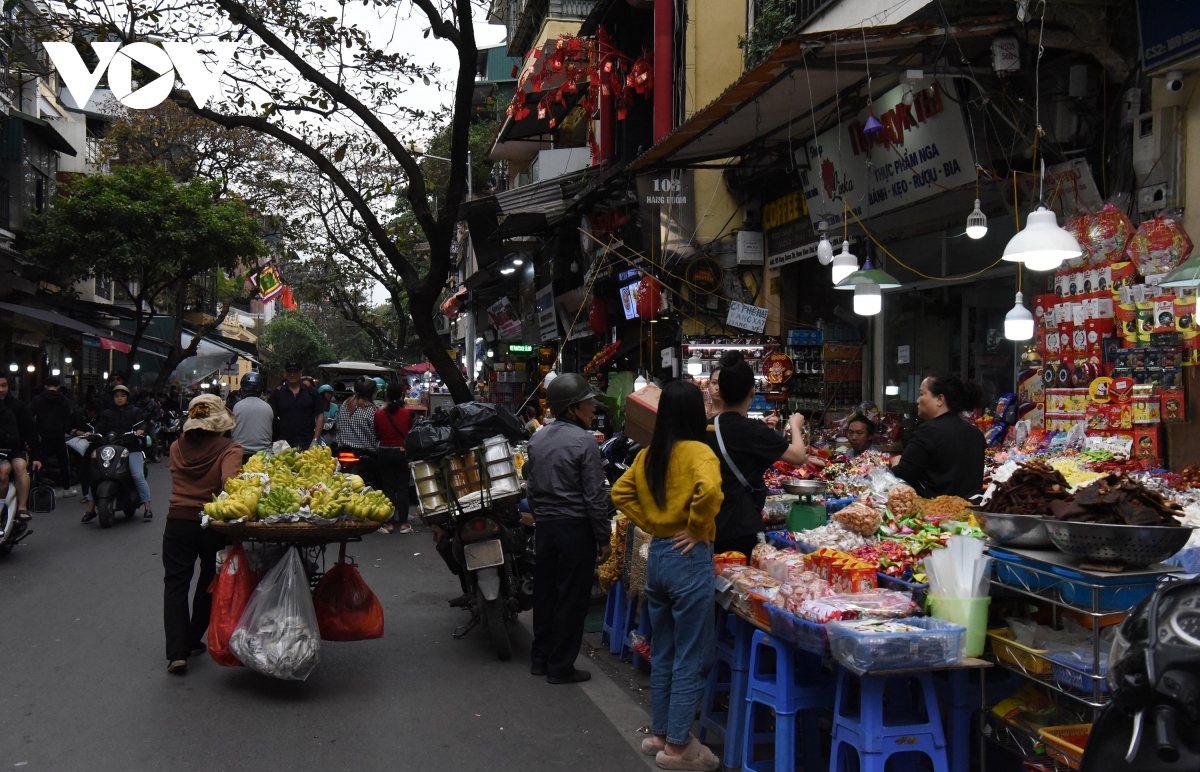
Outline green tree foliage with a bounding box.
[256,311,336,381]
[27,165,265,384]
[738,0,795,70]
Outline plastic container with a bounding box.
[766,603,831,656]
[990,549,1057,592]
[929,595,991,657]
[479,436,521,497]
[1046,652,1109,695]
[826,617,965,674]
[1037,724,1092,770]
[1050,564,1157,611]
[987,628,1053,675]
[877,572,930,608]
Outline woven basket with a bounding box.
[206,520,382,543]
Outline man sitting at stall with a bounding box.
[842,409,880,459]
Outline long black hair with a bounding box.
[644,381,709,509]
[715,350,754,406]
[385,380,407,414]
[925,373,982,413]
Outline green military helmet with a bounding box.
[546,372,600,416]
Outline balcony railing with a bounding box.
[506,0,595,57]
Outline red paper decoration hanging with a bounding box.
[636,276,661,319]
[588,297,609,334]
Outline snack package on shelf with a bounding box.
[795,588,917,623]
[1127,212,1193,277]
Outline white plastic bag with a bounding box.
[228,547,321,680]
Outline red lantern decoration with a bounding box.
[588,297,608,334]
[636,276,661,319]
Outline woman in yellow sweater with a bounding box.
[612,381,724,772]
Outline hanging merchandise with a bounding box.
[1062,212,1092,268]
[635,276,662,319]
[1083,203,1135,266]
[588,297,609,335]
[1126,212,1193,277]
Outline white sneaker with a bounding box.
[62,487,78,498]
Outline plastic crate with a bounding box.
[1037,724,1091,770]
[876,572,929,608]
[824,496,858,514]
[826,617,965,674]
[1049,565,1157,611]
[990,549,1058,592]
[987,628,1053,675]
[1047,652,1109,695]
[766,603,831,656]
[764,531,815,553]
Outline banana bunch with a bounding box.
[345,489,392,521]
[345,474,365,492]
[242,452,269,474]
[309,487,350,518]
[203,487,259,521]
[298,445,336,475]
[257,485,302,518]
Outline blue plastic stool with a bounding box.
[741,630,835,772]
[699,608,754,769]
[601,580,628,654]
[829,667,950,772]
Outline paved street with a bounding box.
[0,464,655,771]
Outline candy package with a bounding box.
[1127,213,1193,276]
[1085,204,1134,265]
[1063,213,1092,268]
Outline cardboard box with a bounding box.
[1085,402,1110,431]
[1018,369,1044,404]
[1162,388,1186,423]
[624,384,661,447]
[1133,425,1161,466]
[1133,393,1162,424]
[1034,294,1058,329]
[1046,388,1070,413]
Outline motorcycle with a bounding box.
[86,425,148,528]
[601,434,642,485]
[446,501,536,661]
[1081,577,1200,771]
[0,448,30,555]
[157,410,182,454]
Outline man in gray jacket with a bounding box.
[525,373,611,684]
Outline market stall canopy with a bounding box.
[0,300,109,337]
[180,331,260,364]
[631,18,1012,171]
[399,362,435,375]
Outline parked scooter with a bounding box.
[0,448,30,555]
[447,501,536,660]
[85,424,148,528]
[1081,578,1200,771]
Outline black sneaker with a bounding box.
[547,669,592,684]
[81,510,97,524]
[530,662,548,676]
[143,508,154,520]
[447,594,470,608]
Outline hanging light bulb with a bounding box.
[102,371,109,380]
[830,241,859,285]
[852,282,882,315]
[64,356,72,364]
[966,199,988,239]
[686,354,702,376]
[25,363,35,373]
[901,83,915,106]
[1003,207,1081,272]
[7,362,16,372]
[133,362,141,371]
[633,373,648,390]
[885,381,900,396]
[486,349,494,359]
[816,221,834,265]
[52,368,61,376]
[1005,291,1035,340]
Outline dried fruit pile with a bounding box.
[1172,465,1200,492]
[1047,474,1183,526]
[981,461,1071,515]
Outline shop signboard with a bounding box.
[799,79,974,228]
[487,296,522,340]
[726,301,769,333]
[535,283,558,342]
[685,257,724,293]
[764,189,816,268]
[1137,0,1200,70]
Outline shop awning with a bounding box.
[631,18,1012,170]
[7,110,78,157]
[0,300,109,337]
[98,336,131,354]
[181,331,261,364]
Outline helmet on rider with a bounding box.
[240,371,264,396]
[318,384,334,395]
[546,373,600,416]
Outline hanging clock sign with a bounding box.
[762,352,795,385]
[685,257,724,294]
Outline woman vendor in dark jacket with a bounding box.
[890,374,986,499]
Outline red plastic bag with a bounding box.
[208,542,259,666]
[312,551,384,641]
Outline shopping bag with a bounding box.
[228,546,321,680]
[312,549,384,641]
[29,470,55,513]
[207,543,259,667]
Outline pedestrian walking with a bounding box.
[266,363,324,450]
[82,385,153,522]
[231,372,273,462]
[525,373,611,684]
[0,373,41,523]
[611,381,724,771]
[162,394,242,675]
[373,381,413,534]
[334,376,379,489]
[30,375,77,496]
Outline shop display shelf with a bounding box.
[990,658,1109,709]
[982,713,1076,772]
[988,547,1176,617]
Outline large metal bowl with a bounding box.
[1042,519,1194,566]
[782,479,827,496]
[974,510,1053,548]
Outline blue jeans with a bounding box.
[645,537,715,746]
[127,451,152,504]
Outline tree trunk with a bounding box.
[408,291,471,404]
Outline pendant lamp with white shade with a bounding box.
[834,258,901,316]
[830,241,859,285]
[1002,206,1082,271]
[1004,291,1035,340]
